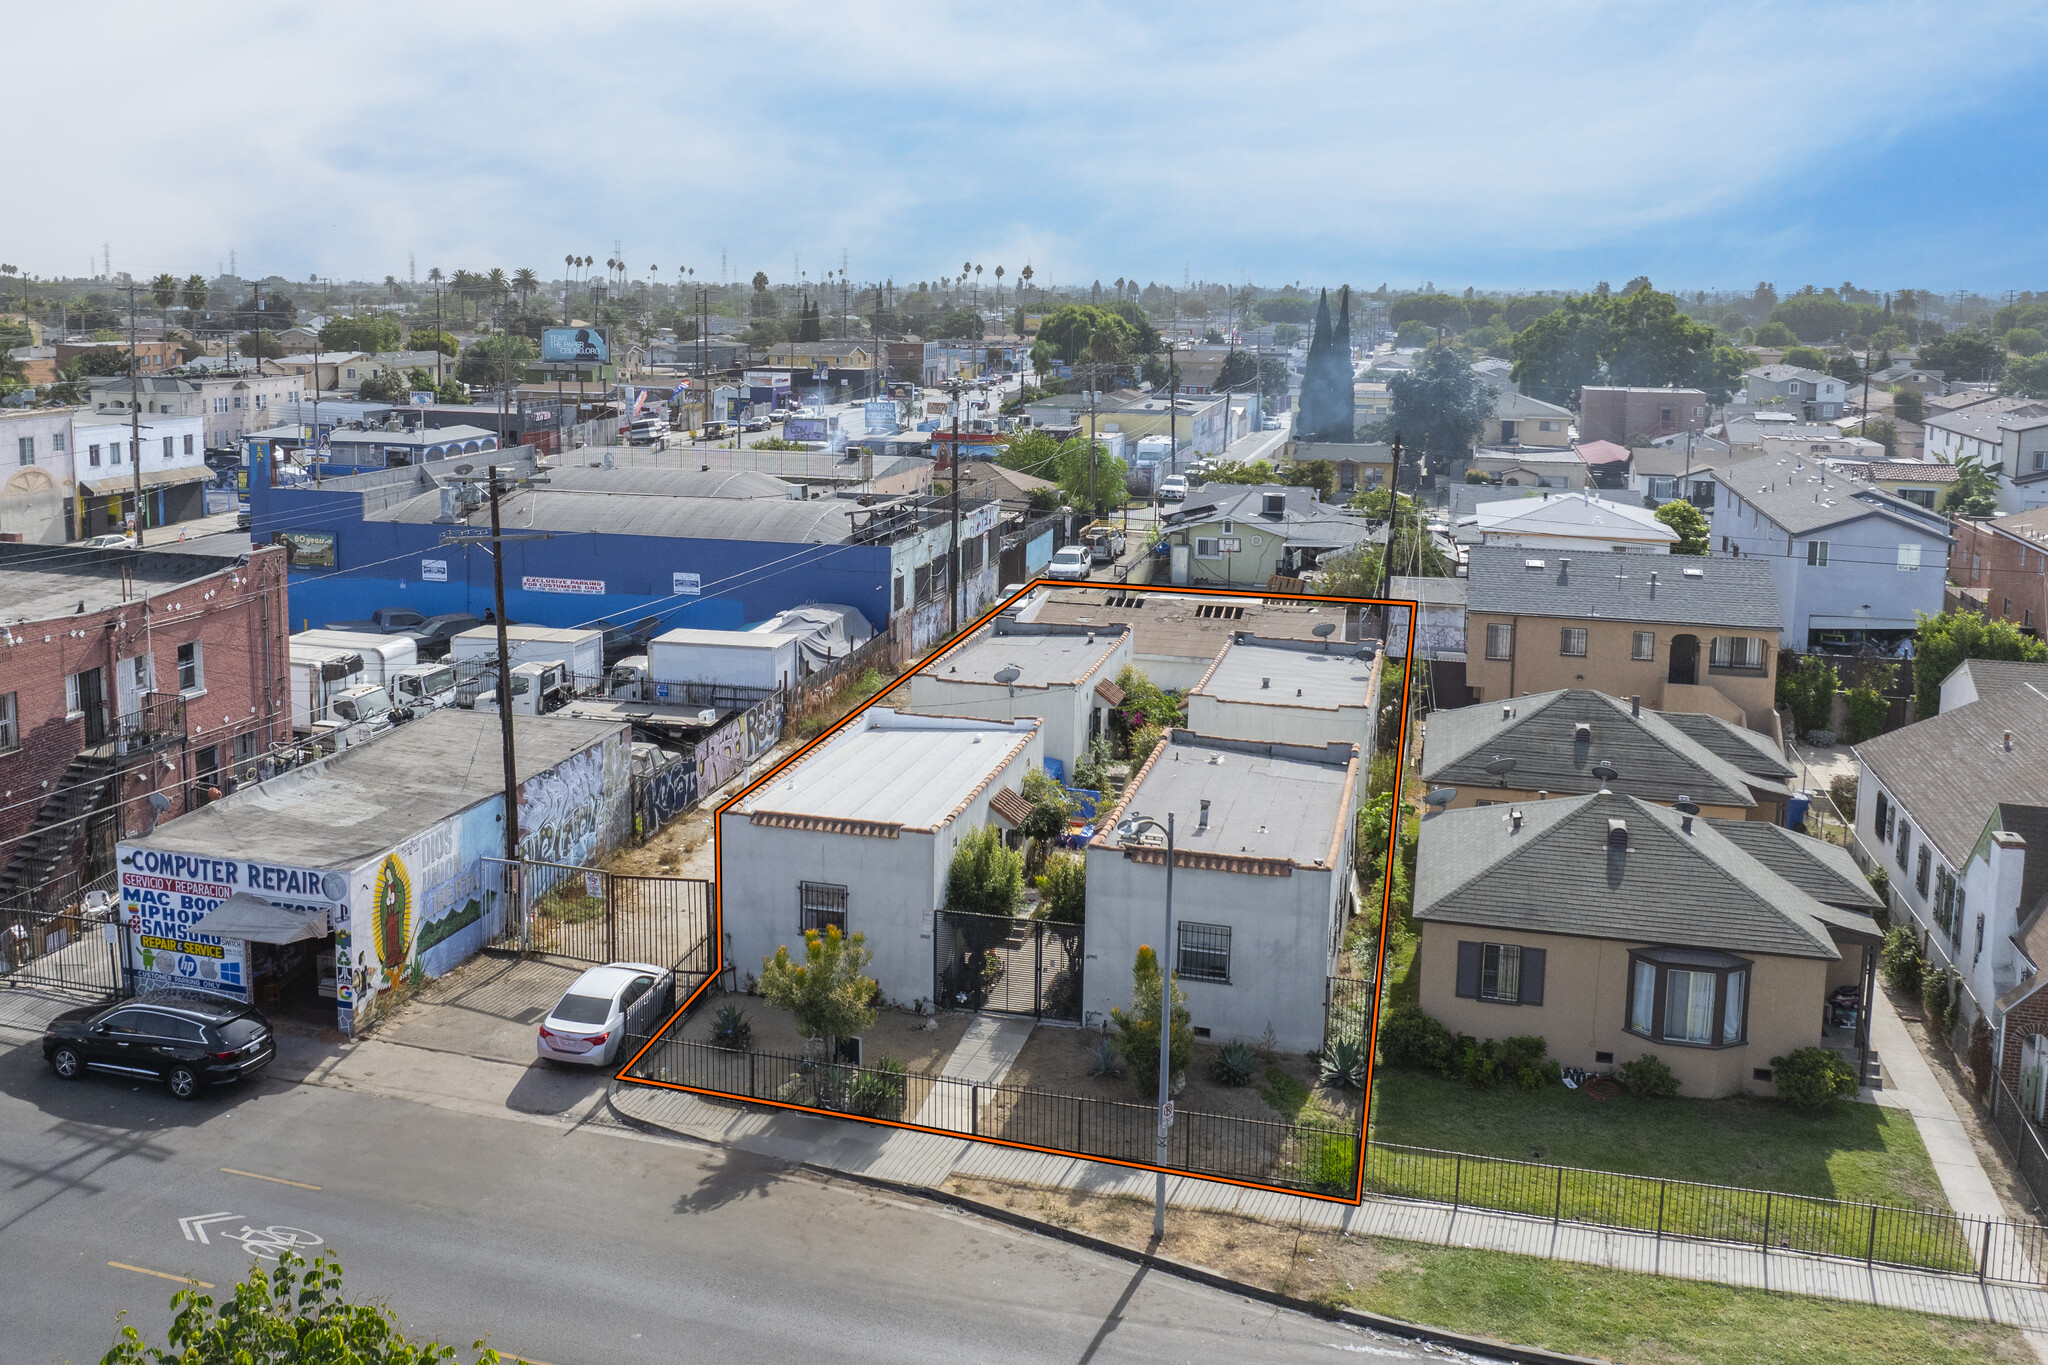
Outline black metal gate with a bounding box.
[483,859,711,982]
[935,910,1082,1022]
[2,870,126,1002]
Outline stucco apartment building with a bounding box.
[1462,545,1784,735]
[1017,585,1353,690]
[905,619,1133,775]
[1577,386,1709,446]
[1950,508,2048,634]
[1,405,84,543]
[89,373,304,455]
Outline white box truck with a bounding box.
[290,629,418,686]
[449,625,605,685]
[645,628,801,692]
[288,644,365,731]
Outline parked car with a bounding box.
[404,613,484,661]
[79,533,136,549]
[44,989,274,1100]
[1158,476,1189,502]
[596,614,663,666]
[1046,545,1092,581]
[742,414,770,432]
[325,607,429,635]
[536,963,675,1067]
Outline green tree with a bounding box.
[407,327,458,357]
[1019,766,1077,843]
[2007,328,2046,357]
[1055,438,1129,513]
[1753,320,1795,347]
[1943,451,2001,517]
[1284,459,1335,500]
[1892,386,1927,420]
[180,273,210,316]
[1913,610,2048,718]
[758,925,878,1046]
[937,307,982,340]
[1254,295,1312,325]
[1768,294,1860,343]
[1035,851,1086,923]
[1653,499,1710,554]
[1509,288,1743,407]
[320,313,402,353]
[1781,345,1827,371]
[1256,354,1289,402]
[1214,349,1258,392]
[1860,416,1898,457]
[70,345,131,377]
[1029,304,1136,375]
[996,428,1063,478]
[1110,944,1192,1083]
[237,329,286,359]
[1388,341,1490,475]
[945,824,1025,917]
[150,271,178,314]
[99,1250,500,1365]
[456,332,536,386]
[2000,353,2048,399]
[357,370,410,403]
[1919,328,2005,383]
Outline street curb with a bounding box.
[604,1079,1611,1365]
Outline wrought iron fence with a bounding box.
[483,858,710,980]
[1366,1142,2048,1285]
[620,1033,1361,1195]
[1989,1072,2048,1224]
[934,910,1083,1021]
[1,869,125,1001]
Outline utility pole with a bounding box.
[123,282,145,546]
[488,466,518,864]
[949,380,963,638]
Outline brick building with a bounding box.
[0,542,291,905]
[1576,386,1709,446]
[1950,507,2048,636]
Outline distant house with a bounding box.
[1085,730,1361,1051]
[905,620,1133,775]
[1922,404,2048,514]
[1757,432,1887,465]
[1572,439,1633,489]
[1744,365,1846,421]
[1949,507,2048,637]
[1386,575,1467,662]
[1156,484,1378,587]
[1462,545,1784,734]
[1488,390,1574,448]
[1286,440,1394,497]
[1828,458,1957,510]
[1469,445,1588,489]
[1418,687,1789,821]
[1577,386,1709,446]
[1414,790,1881,1098]
[1935,658,2048,714]
[1631,441,1733,509]
[718,709,1045,1007]
[1719,411,1802,451]
[1710,469,1952,653]
[1455,489,1677,554]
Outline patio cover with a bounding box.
[188,893,330,944]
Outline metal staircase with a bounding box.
[0,748,118,904]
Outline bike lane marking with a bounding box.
[178,1211,326,1260]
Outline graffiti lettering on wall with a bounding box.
[903,570,1001,652]
[648,757,700,829]
[694,696,784,794]
[518,736,631,868]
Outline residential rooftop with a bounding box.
[123,711,623,870]
[0,542,271,626]
[920,620,1128,691]
[733,710,1039,833]
[1016,586,1346,661]
[1654,710,1796,780]
[1461,490,1675,543]
[1706,819,1884,912]
[1716,466,1953,538]
[1939,658,2048,702]
[1856,685,2048,871]
[1095,730,1359,871]
[1190,633,1377,712]
[1464,546,1783,631]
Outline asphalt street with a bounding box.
[0,1029,1447,1365]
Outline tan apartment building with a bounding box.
[1949,507,2048,634]
[1578,386,1709,446]
[1461,545,1784,734]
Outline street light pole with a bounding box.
[1115,809,1178,1239]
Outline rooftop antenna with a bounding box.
[993,664,1021,721]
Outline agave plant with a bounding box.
[1320,1036,1368,1090]
[712,1003,751,1050]
[1088,1034,1124,1077]
[1210,1040,1257,1087]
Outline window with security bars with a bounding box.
[799,881,848,934]
[1176,921,1232,983]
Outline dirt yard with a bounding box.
[1000,1025,1363,1128]
[674,985,970,1075]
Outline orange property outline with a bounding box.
[619,578,1417,1206]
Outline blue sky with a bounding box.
[15,1,2048,294]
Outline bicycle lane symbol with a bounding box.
[180,1212,325,1261]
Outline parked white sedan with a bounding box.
[535,962,674,1067]
[1045,545,1092,581]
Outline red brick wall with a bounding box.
[1578,389,1709,446]
[0,547,291,880]
[1950,518,2048,634]
[2000,982,2048,1095]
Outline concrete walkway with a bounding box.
[1869,985,2016,1227]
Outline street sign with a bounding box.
[1160,1101,1175,1130]
[440,527,494,540]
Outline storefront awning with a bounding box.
[189,893,330,944]
[80,466,213,497]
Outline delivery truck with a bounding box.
[290,629,418,686]
[449,625,605,686]
[643,627,801,693]
[288,644,365,732]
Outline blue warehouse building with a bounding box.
[251,451,1009,643]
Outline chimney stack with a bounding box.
[1631,694,1641,718]
[1197,799,1211,832]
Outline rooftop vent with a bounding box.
[1558,557,1571,584]
[1524,558,1545,570]
[1682,566,1704,578]
[1198,798,1211,832]
[1630,694,1641,718]
[1509,807,1524,832]
[1607,818,1629,850]
[1573,722,1592,743]
[1262,492,1286,516]
[1501,704,1514,720]
[1261,677,1271,689]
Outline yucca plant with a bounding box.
[1211,1040,1257,1086]
[1088,1035,1124,1077]
[712,1003,752,1050]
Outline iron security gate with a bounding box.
[1,871,126,1003]
[935,910,1082,1022]
[484,859,711,981]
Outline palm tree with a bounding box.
[994,265,1004,313]
[181,274,209,321]
[513,267,538,312]
[385,275,401,301]
[1020,263,1033,306]
[151,273,178,327]
[486,267,509,306]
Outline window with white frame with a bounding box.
[1559,627,1588,657]
[1485,622,1514,660]
[1897,543,1922,571]
[1806,540,1829,567]
[1631,631,1655,661]
[51,432,64,452]
[162,436,173,460]
[176,641,204,694]
[0,691,16,752]
[1709,635,1767,670]
[88,444,101,467]
[1195,537,1222,558]
[64,673,82,717]
[16,435,34,465]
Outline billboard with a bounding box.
[864,400,901,432]
[541,327,609,364]
[784,417,829,443]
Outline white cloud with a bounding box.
[9,1,2047,284]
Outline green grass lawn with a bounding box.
[1339,1244,2029,1365]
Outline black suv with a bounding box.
[43,989,274,1100]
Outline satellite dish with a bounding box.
[1424,788,1457,809]
[1592,760,1620,782]
[1482,756,1518,776]
[147,792,171,813]
[1674,797,1700,815]
[993,666,1022,685]
[453,464,475,476]
[1313,622,1337,639]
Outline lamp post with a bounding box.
[1114,810,1177,1238]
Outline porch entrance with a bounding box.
[934,910,1082,1022]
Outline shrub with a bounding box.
[1453,1035,1501,1090]
[1769,1046,1857,1113]
[1844,686,1890,743]
[1971,1017,1996,1099]
[1377,1004,1455,1073]
[1088,1034,1124,1077]
[1867,866,1890,899]
[1299,1132,1357,1195]
[1922,966,1962,1036]
[1036,851,1086,923]
[1826,774,1858,822]
[1500,1035,1559,1092]
[1212,1040,1258,1086]
[945,824,1024,917]
[712,1004,752,1050]
[1321,1035,1369,1090]
[845,1055,909,1120]
[1803,729,1837,747]
[759,925,877,1047]
[1111,945,1192,1082]
[1617,1053,1681,1099]
[1880,926,1924,995]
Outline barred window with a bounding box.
[1559,627,1588,657]
[1631,631,1655,661]
[799,881,847,935]
[1176,921,1231,984]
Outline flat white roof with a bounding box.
[1192,639,1375,712]
[454,625,601,645]
[922,625,1123,690]
[653,628,795,651]
[736,709,1037,831]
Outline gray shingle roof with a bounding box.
[1464,546,1783,631]
[1945,659,2048,702]
[1420,689,1761,808]
[1415,791,1848,959]
[1856,685,2048,867]
[1746,365,1832,385]
[1715,469,1954,539]
[1706,819,1883,912]
[1655,710,1796,780]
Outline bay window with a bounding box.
[1624,947,1750,1048]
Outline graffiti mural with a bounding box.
[373,855,414,971]
[647,757,700,830]
[518,733,631,867]
[694,696,784,794]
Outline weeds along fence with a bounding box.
[620,1033,1362,1195]
[1366,1142,2048,1285]
[786,628,900,732]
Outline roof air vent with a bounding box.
[1573,722,1592,743]
[1509,807,1524,832]
[1607,818,1629,850]
[1261,677,1270,689]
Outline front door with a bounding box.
[77,667,107,746]
[1668,634,1700,687]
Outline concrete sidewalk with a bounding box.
[607,1077,2048,1332]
